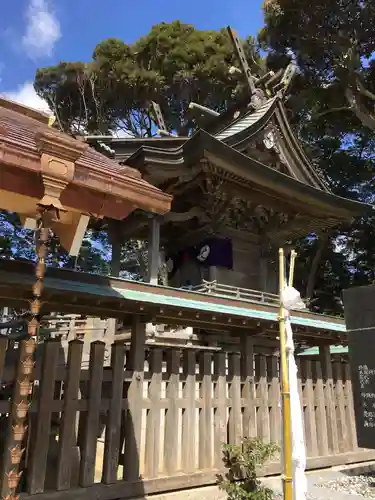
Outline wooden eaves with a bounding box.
[0,260,346,345]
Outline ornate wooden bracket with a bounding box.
[35,129,88,210]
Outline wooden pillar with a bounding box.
[148,217,160,285]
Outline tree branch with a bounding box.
[356,77,375,102]
[313,106,353,119]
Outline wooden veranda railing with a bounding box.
[0,333,372,500]
[191,280,280,306]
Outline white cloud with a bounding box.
[22,0,61,59]
[4,81,50,113]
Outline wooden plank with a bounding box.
[164,349,180,475]
[214,352,227,467]
[319,346,339,454]
[333,361,349,453]
[79,341,105,487]
[56,340,83,490]
[199,352,213,470]
[302,359,318,457]
[228,353,242,446]
[314,360,329,456]
[27,340,60,494]
[0,336,7,383]
[123,318,146,481]
[102,342,126,484]
[269,356,281,444]
[144,348,162,478]
[344,362,358,451]
[182,350,197,473]
[241,337,256,438]
[257,355,270,442]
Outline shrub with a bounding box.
[217,437,279,499]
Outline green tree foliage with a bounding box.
[0,211,110,274]
[260,1,375,314]
[34,21,262,136]
[217,438,279,499]
[260,0,375,131]
[30,21,263,279]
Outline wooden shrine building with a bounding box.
[85,45,372,352]
[87,69,370,298]
[0,29,374,500]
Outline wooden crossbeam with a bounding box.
[227,26,256,94]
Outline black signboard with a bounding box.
[343,285,375,449]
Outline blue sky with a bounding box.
[0,0,264,111]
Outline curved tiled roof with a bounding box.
[215,97,277,141]
[0,98,172,217]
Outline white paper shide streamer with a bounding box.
[281,286,307,500]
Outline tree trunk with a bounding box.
[306,235,329,302]
[345,87,375,132]
[108,220,122,278]
[107,220,122,340]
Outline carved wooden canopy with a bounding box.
[0,98,172,255]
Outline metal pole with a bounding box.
[279,248,292,500]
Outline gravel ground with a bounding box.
[316,474,375,498]
[264,467,375,499]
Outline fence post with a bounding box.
[164,349,180,475]
[228,353,242,446]
[56,340,83,490]
[102,342,126,484]
[319,346,339,454]
[144,348,163,478]
[27,340,60,494]
[214,352,227,467]
[123,317,146,481]
[182,350,197,473]
[241,337,256,439]
[199,352,213,469]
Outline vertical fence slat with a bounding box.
[319,346,339,454]
[334,361,349,452]
[269,355,281,444]
[302,359,318,457]
[344,362,358,451]
[314,360,329,456]
[241,338,256,439]
[123,319,146,481]
[145,348,162,478]
[228,353,242,446]
[102,342,125,484]
[79,341,105,487]
[27,340,60,494]
[164,349,180,475]
[257,355,270,442]
[199,352,213,469]
[214,352,227,467]
[0,337,7,384]
[182,350,197,473]
[56,340,83,491]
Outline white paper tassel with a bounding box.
[282,286,307,500]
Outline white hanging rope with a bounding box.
[281,286,307,500]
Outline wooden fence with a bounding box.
[0,332,372,500]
